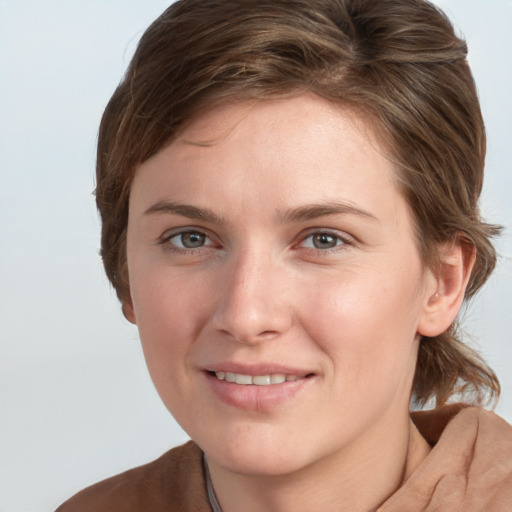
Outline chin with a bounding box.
[197,424,328,478]
[210,448,308,477]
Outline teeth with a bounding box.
[235,374,252,385]
[214,371,302,385]
[253,375,271,386]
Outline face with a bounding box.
[126,94,437,476]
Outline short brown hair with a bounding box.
[96,0,501,407]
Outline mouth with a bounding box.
[203,361,320,413]
[203,367,315,411]
[209,371,312,386]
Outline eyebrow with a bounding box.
[144,201,225,224]
[144,200,377,225]
[276,201,378,224]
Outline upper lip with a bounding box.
[205,362,314,376]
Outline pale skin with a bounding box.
[125,94,474,512]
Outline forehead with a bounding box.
[176,94,384,152]
[130,93,409,230]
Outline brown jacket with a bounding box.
[56,405,512,511]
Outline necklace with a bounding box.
[204,455,224,512]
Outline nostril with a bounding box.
[258,330,279,338]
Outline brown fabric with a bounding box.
[378,405,512,511]
[56,406,512,512]
[55,441,211,512]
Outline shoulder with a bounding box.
[402,405,512,511]
[411,403,511,446]
[55,441,211,512]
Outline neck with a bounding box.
[207,415,431,512]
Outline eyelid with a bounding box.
[157,226,217,249]
[296,228,355,251]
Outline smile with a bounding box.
[205,369,314,411]
[214,371,303,385]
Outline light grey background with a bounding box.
[0,1,510,510]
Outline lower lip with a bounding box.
[204,372,313,412]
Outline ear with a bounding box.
[122,298,137,325]
[418,239,476,337]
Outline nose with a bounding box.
[210,250,293,344]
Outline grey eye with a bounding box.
[173,231,207,248]
[309,233,341,249]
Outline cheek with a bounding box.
[129,267,209,373]
[298,269,423,389]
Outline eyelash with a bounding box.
[158,228,216,254]
[157,228,353,255]
[297,230,353,254]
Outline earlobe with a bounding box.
[123,299,137,325]
[418,239,476,337]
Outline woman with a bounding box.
[57,0,512,510]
